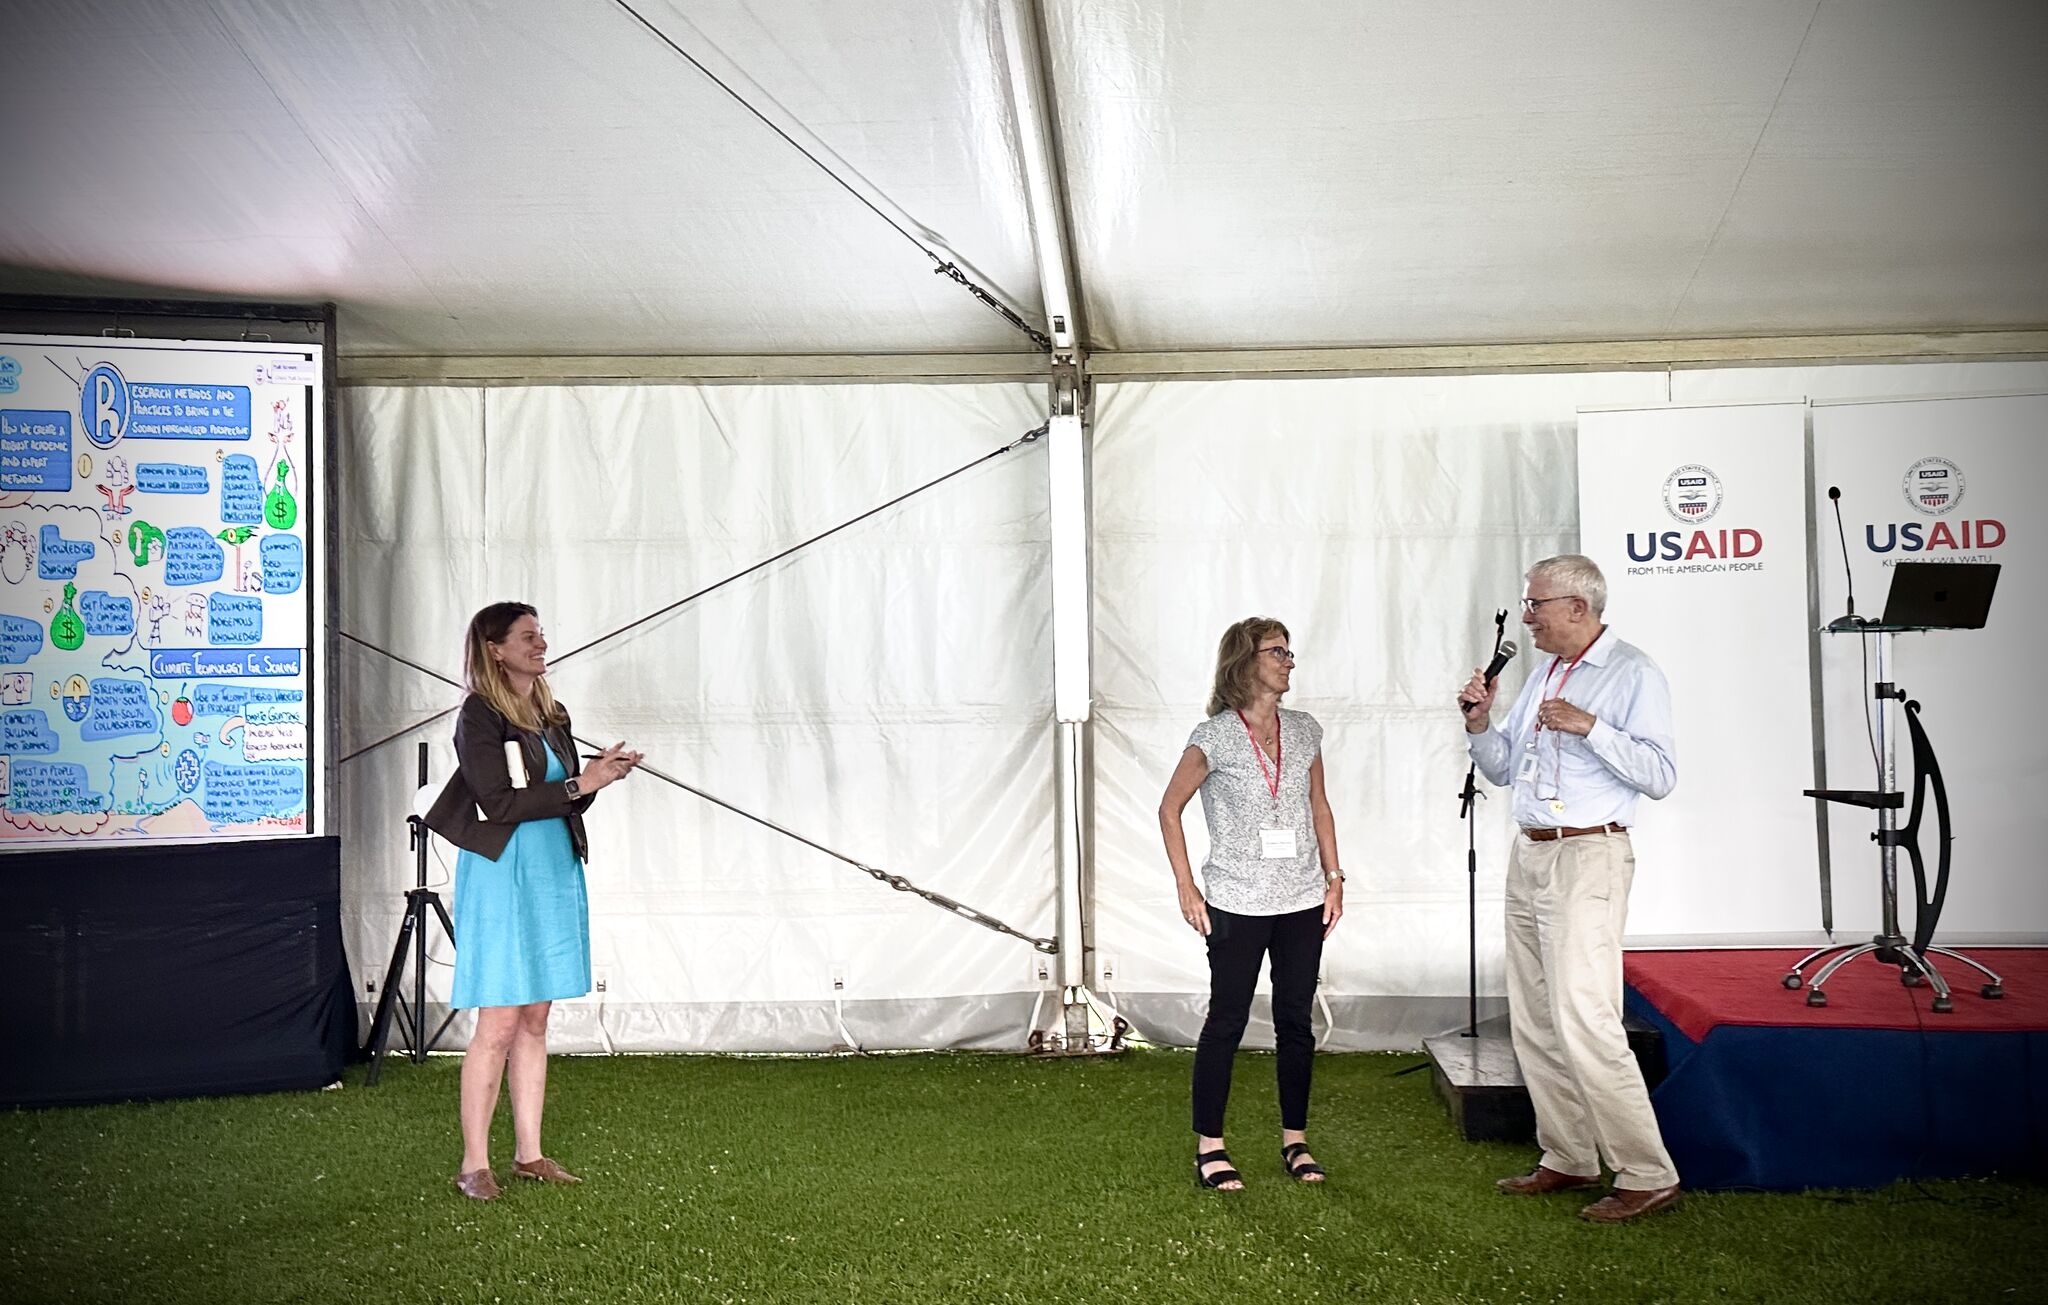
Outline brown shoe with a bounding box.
[454,1168,501,1201]
[1579,1184,1682,1223]
[512,1156,583,1185]
[1496,1165,1602,1195]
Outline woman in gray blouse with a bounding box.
[1159,616,1346,1190]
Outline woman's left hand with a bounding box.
[1322,877,1344,939]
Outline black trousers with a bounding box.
[1191,903,1325,1136]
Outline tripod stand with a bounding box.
[1454,765,1487,1036]
[1786,564,2007,1012]
[362,742,460,1084]
[1456,610,1510,1038]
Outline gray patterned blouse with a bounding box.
[1186,707,1325,916]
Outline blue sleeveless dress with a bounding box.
[450,742,591,1008]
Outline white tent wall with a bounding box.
[338,380,1059,1052]
[1088,359,2048,1051]
[1090,371,1659,1048]
[332,357,2047,1055]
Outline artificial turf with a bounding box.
[2,1049,2041,1304]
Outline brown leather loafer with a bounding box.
[1496,1165,1602,1195]
[512,1156,583,1185]
[454,1168,501,1201]
[1579,1183,1682,1223]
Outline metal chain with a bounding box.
[932,261,1053,352]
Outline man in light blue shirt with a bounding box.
[1459,553,1682,1223]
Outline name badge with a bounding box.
[1260,827,1297,859]
[1514,751,1538,783]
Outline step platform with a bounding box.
[1421,1013,1666,1143]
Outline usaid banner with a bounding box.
[1813,393,2047,937]
[1578,403,1816,939]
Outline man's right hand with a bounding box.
[1457,668,1496,731]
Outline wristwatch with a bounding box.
[564,777,584,800]
[1326,870,1345,884]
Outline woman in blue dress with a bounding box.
[424,601,641,1201]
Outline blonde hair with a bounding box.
[1206,616,1291,716]
[462,601,566,733]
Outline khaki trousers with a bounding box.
[1505,829,1679,1190]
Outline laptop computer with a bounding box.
[1878,560,2000,630]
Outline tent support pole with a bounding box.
[998,0,1099,1048]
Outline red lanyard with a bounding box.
[1235,709,1281,801]
[1534,641,1594,734]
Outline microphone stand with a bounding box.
[1457,609,1508,1039]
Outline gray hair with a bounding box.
[1526,553,1607,616]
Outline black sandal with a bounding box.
[1282,1142,1327,1183]
[1195,1147,1244,1190]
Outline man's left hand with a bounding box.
[1537,700,1596,736]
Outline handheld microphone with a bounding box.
[1826,486,1860,630]
[1464,639,1518,712]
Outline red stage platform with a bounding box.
[1624,947,2048,1040]
[1622,947,2048,1190]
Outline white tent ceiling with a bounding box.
[3,0,2045,357]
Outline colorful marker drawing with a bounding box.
[264,406,298,529]
[95,457,134,517]
[144,592,174,645]
[3,347,313,846]
[0,520,32,583]
[216,526,258,593]
[126,519,166,567]
[50,581,85,650]
[264,463,297,529]
[61,673,90,722]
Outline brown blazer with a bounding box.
[423,693,596,862]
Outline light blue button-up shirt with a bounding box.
[1467,627,1678,829]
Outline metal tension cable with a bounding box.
[607,0,1052,353]
[336,423,1054,951]
[340,423,1044,762]
[571,740,1056,954]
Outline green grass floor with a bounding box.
[3,1049,2043,1304]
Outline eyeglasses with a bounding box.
[1519,595,1578,613]
[1259,647,1297,663]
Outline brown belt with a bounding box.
[1521,823,1628,842]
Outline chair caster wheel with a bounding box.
[1782,974,1803,990]
[1805,989,1828,1008]
[1982,984,2003,999]
[1932,996,1954,1014]
[1901,972,1923,987]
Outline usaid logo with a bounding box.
[1868,454,2002,555]
[1662,464,1722,523]
[1628,463,1761,563]
[1903,456,1964,516]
